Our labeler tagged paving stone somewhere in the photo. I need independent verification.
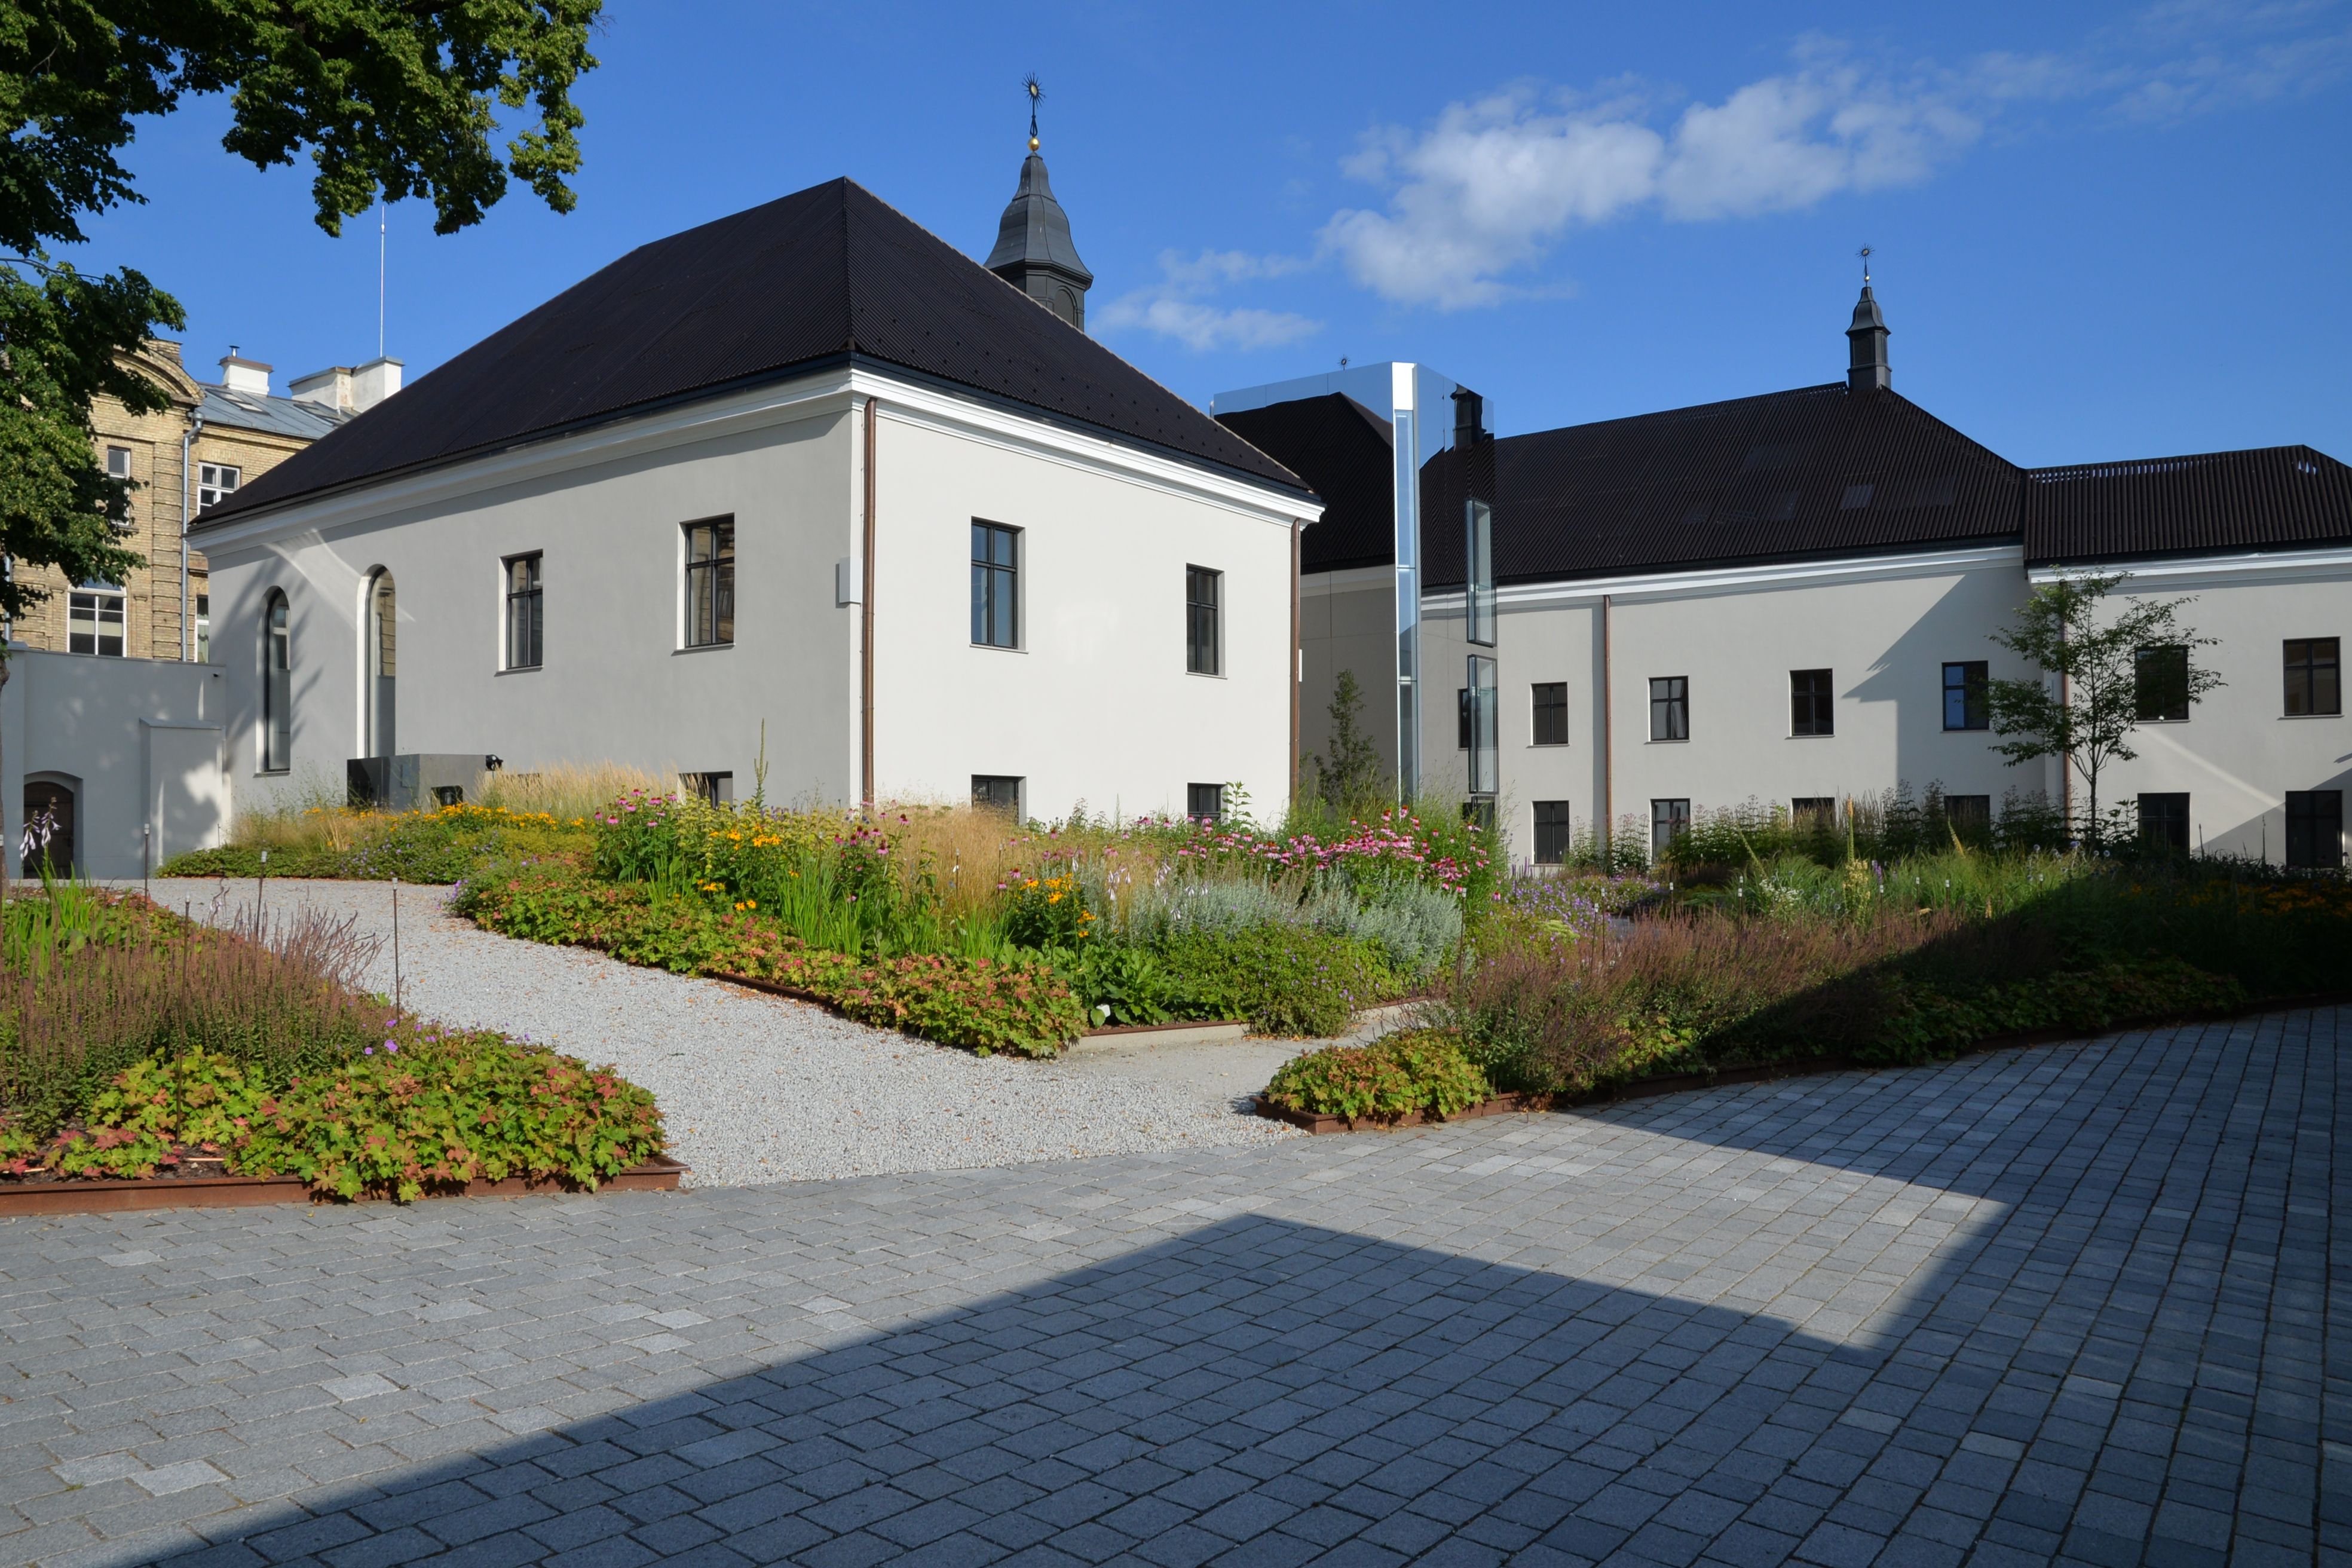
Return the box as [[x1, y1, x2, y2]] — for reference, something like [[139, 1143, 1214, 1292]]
[[1, 1008, 2341, 1565]]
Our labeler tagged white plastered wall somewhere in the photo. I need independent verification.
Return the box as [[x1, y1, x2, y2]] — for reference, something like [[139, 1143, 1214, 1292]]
[[2, 650, 227, 877], [1423, 547, 2046, 863], [194, 367, 1316, 826], [868, 393, 1301, 823], [2042, 554, 2352, 861], [200, 386, 859, 811]]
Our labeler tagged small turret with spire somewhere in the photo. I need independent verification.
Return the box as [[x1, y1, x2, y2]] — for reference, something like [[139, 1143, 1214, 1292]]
[[1846, 246, 1891, 393], [986, 76, 1094, 330]]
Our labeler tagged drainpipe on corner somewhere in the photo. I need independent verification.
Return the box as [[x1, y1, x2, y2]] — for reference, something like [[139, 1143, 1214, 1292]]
[[180, 413, 204, 662]]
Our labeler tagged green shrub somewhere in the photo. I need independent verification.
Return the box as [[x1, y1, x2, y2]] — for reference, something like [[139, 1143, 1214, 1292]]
[[1155, 925, 1397, 1036], [1264, 1028, 1491, 1121]]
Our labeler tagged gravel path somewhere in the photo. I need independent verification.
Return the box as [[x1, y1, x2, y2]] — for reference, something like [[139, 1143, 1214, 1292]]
[[139, 877, 1296, 1187]]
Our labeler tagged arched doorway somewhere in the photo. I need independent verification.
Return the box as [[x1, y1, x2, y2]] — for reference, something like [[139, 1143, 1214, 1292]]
[[364, 569, 396, 759], [22, 778, 76, 878]]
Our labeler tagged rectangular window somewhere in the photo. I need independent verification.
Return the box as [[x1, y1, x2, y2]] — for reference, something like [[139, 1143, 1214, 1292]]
[[1186, 566, 1221, 675], [682, 771, 733, 806], [1462, 797, 1497, 834], [68, 589, 125, 656], [1457, 687, 1472, 751], [1466, 654, 1499, 795], [683, 519, 734, 648], [2286, 790, 2345, 869], [1532, 682, 1568, 746], [2134, 645, 2189, 722], [972, 774, 1023, 819], [1792, 797, 1837, 833], [972, 522, 1019, 648], [1790, 669, 1835, 737], [197, 463, 240, 512], [2284, 638, 2341, 716], [105, 446, 132, 480], [1946, 795, 1993, 837], [2138, 792, 2190, 852], [504, 553, 544, 669], [194, 592, 210, 664], [262, 593, 290, 773], [1465, 497, 1494, 648], [1187, 783, 1224, 822], [1649, 677, 1688, 742], [1943, 661, 1989, 731], [1532, 801, 1572, 866], [1651, 798, 1690, 857]]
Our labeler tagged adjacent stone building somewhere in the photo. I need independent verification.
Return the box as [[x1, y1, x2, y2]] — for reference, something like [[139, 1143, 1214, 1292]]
[[15, 342, 400, 664]]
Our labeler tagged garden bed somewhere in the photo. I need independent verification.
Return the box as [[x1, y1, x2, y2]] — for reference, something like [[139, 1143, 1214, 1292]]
[[0, 1155, 687, 1217], [2, 884, 672, 1204], [1252, 990, 2352, 1134]]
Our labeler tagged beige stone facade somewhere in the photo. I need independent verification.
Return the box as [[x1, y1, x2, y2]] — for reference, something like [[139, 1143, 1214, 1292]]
[[15, 341, 354, 664]]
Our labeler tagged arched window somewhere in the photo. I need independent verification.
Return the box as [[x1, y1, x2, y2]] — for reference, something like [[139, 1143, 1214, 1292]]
[[262, 590, 290, 773], [363, 569, 396, 758]]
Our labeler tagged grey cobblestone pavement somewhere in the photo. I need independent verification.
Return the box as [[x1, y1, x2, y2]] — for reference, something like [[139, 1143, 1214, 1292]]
[[1, 1007, 2342, 1567]]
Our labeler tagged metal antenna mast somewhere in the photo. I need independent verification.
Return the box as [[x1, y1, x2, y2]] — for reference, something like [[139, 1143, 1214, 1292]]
[[378, 198, 387, 358]]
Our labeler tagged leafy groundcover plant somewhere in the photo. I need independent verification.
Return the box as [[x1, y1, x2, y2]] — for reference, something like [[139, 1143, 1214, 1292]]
[[34, 1036, 662, 1200], [1, 886, 666, 1199], [1264, 1030, 1492, 1122], [456, 860, 1087, 1057]]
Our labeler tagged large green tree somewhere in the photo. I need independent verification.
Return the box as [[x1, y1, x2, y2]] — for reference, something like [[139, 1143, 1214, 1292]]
[[1984, 571, 2224, 848], [1, 0, 601, 628], [1, 0, 600, 877]]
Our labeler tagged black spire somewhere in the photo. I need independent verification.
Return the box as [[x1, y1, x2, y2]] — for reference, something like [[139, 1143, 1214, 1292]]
[[1846, 251, 1891, 393], [985, 79, 1093, 330]]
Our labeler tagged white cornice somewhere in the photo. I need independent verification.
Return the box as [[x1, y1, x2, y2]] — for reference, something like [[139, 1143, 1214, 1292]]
[[2028, 545, 2352, 589], [192, 364, 1319, 553], [1421, 541, 2025, 614], [848, 368, 1321, 528]]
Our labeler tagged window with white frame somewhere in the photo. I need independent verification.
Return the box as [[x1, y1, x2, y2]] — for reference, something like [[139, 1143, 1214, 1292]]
[[105, 446, 133, 480], [683, 519, 734, 648], [505, 553, 544, 669], [1186, 566, 1221, 675], [68, 586, 125, 656], [262, 590, 291, 772], [198, 463, 241, 512]]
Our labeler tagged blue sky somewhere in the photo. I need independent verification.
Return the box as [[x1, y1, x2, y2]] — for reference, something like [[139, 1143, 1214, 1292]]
[[67, 1, 2352, 467]]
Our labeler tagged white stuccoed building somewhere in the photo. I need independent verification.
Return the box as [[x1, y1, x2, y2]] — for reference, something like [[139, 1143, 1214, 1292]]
[[189, 172, 1318, 825], [1223, 286, 2352, 868]]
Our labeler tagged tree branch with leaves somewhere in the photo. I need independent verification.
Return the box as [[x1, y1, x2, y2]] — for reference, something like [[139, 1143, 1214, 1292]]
[[1983, 571, 2224, 847], [0, 0, 604, 890]]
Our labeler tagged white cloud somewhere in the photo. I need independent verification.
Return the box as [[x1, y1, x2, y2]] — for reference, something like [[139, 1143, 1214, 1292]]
[[1096, 249, 1321, 351], [1317, 7, 2344, 310], [1322, 66, 1979, 310]]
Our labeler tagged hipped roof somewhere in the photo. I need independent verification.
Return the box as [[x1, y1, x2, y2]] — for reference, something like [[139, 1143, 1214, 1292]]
[[203, 178, 1301, 524]]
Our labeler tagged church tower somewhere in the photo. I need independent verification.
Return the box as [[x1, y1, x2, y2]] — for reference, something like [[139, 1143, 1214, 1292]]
[[985, 80, 1094, 330]]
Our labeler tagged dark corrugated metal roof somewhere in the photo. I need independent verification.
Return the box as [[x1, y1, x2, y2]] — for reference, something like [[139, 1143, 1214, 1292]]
[[2023, 445, 2352, 565], [1426, 384, 2023, 588], [1215, 393, 1394, 572], [203, 178, 1301, 525]]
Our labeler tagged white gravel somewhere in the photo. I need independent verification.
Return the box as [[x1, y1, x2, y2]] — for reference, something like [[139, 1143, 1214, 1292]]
[[138, 877, 1297, 1187]]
